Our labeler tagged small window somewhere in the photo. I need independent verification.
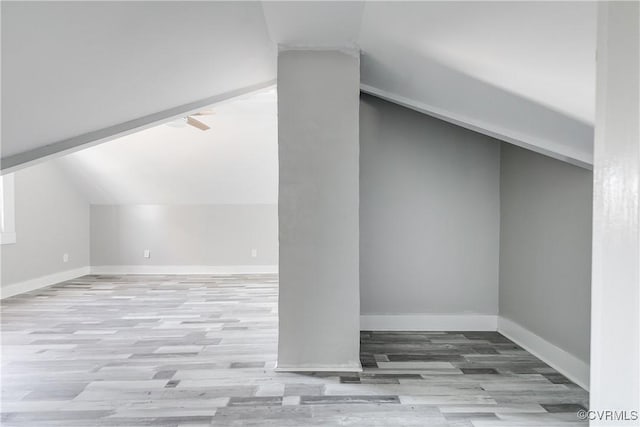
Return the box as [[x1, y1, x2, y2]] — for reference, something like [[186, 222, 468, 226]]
[[1, 173, 16, 244]]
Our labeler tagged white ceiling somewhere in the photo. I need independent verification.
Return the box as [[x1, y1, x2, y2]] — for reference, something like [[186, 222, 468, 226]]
[[2, 1, 596, 169], [358, 1, 596, 166], [1, 1, 276, 159], [55, 89, 278, 205], [362, 1, 596, 123]]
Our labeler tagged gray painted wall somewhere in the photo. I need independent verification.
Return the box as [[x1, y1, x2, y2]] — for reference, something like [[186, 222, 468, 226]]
[[499, 143, 592, 362], [360, 94, 501, 316], [277, 50, 361, 370], [90, 205, 278, 267], [1, 162, 90, 286]]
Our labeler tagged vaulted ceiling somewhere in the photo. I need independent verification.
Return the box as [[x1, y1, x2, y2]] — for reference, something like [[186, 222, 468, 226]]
[[1, 1, 596, 170], [56, 88, 278, 205]]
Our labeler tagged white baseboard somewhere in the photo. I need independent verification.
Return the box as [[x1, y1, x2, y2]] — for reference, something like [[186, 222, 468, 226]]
[[0, 266, 91, 299], [360, 314, 498, 331], [498, 316, 590, 390], [274, 363, 363, 373], [90, 265, 278, 275]]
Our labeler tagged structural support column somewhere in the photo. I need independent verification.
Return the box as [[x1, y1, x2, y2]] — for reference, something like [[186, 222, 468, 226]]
[[277, 49, 361, 371], [591, 2, 640, 424]]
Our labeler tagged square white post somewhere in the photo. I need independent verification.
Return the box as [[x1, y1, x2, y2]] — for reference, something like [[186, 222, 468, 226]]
[[276, 49, 361, 371]]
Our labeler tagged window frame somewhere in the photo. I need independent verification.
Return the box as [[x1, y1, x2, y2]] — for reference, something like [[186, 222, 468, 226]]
[[1, 173, 17, 245]]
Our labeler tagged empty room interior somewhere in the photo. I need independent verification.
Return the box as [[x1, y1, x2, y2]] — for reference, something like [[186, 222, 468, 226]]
[[1, 1, 639, 427]]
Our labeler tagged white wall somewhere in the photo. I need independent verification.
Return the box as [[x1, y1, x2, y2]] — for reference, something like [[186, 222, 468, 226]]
[[1, 162, 90, 291], [590, 1, 640, 420], [499, 143, 592, 364], [277, 50, 361, 371], [360, 94, 500, 323], [90, 204, 277, 270]]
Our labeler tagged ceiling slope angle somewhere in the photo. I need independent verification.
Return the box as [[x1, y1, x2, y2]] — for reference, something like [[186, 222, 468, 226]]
[[55, 89, 278, 205], [1, 1, 276, 172], [3, 1, 597, 171], [358, 1, 597, 168]]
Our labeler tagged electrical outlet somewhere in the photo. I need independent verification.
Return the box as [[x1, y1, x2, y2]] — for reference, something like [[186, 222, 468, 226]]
[[143, 249, 151, 259], [63, 253, 69, 263], [251, 249, 258, 258]]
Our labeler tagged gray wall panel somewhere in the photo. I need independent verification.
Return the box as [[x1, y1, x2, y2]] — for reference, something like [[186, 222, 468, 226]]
[[1, 163, 90, 286], [360, 94, 501, 316], [90, 204, 278, 267], [499, 143, 592, 362]]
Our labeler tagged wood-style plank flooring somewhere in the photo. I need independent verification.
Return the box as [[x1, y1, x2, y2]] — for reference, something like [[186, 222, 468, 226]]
[[1, 274, 588, 426]]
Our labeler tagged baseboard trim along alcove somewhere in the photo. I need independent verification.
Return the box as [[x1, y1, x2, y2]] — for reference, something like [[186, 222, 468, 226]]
[[497, 316, 590, 390], [360, 314, 498, 331]]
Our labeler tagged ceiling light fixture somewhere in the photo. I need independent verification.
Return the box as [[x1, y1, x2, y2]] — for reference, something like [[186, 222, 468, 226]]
[[165, 110, 215, 131]]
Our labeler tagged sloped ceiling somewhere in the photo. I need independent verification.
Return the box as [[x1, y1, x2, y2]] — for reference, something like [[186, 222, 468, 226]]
[[359, 1, 596, 167], [1, 1, 276, 162], [1, 1, 596, 170], [55, 89, 278, 205]]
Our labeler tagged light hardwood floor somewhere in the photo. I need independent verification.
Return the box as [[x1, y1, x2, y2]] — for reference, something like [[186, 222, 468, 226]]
[[1, 274, 588, 426]]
